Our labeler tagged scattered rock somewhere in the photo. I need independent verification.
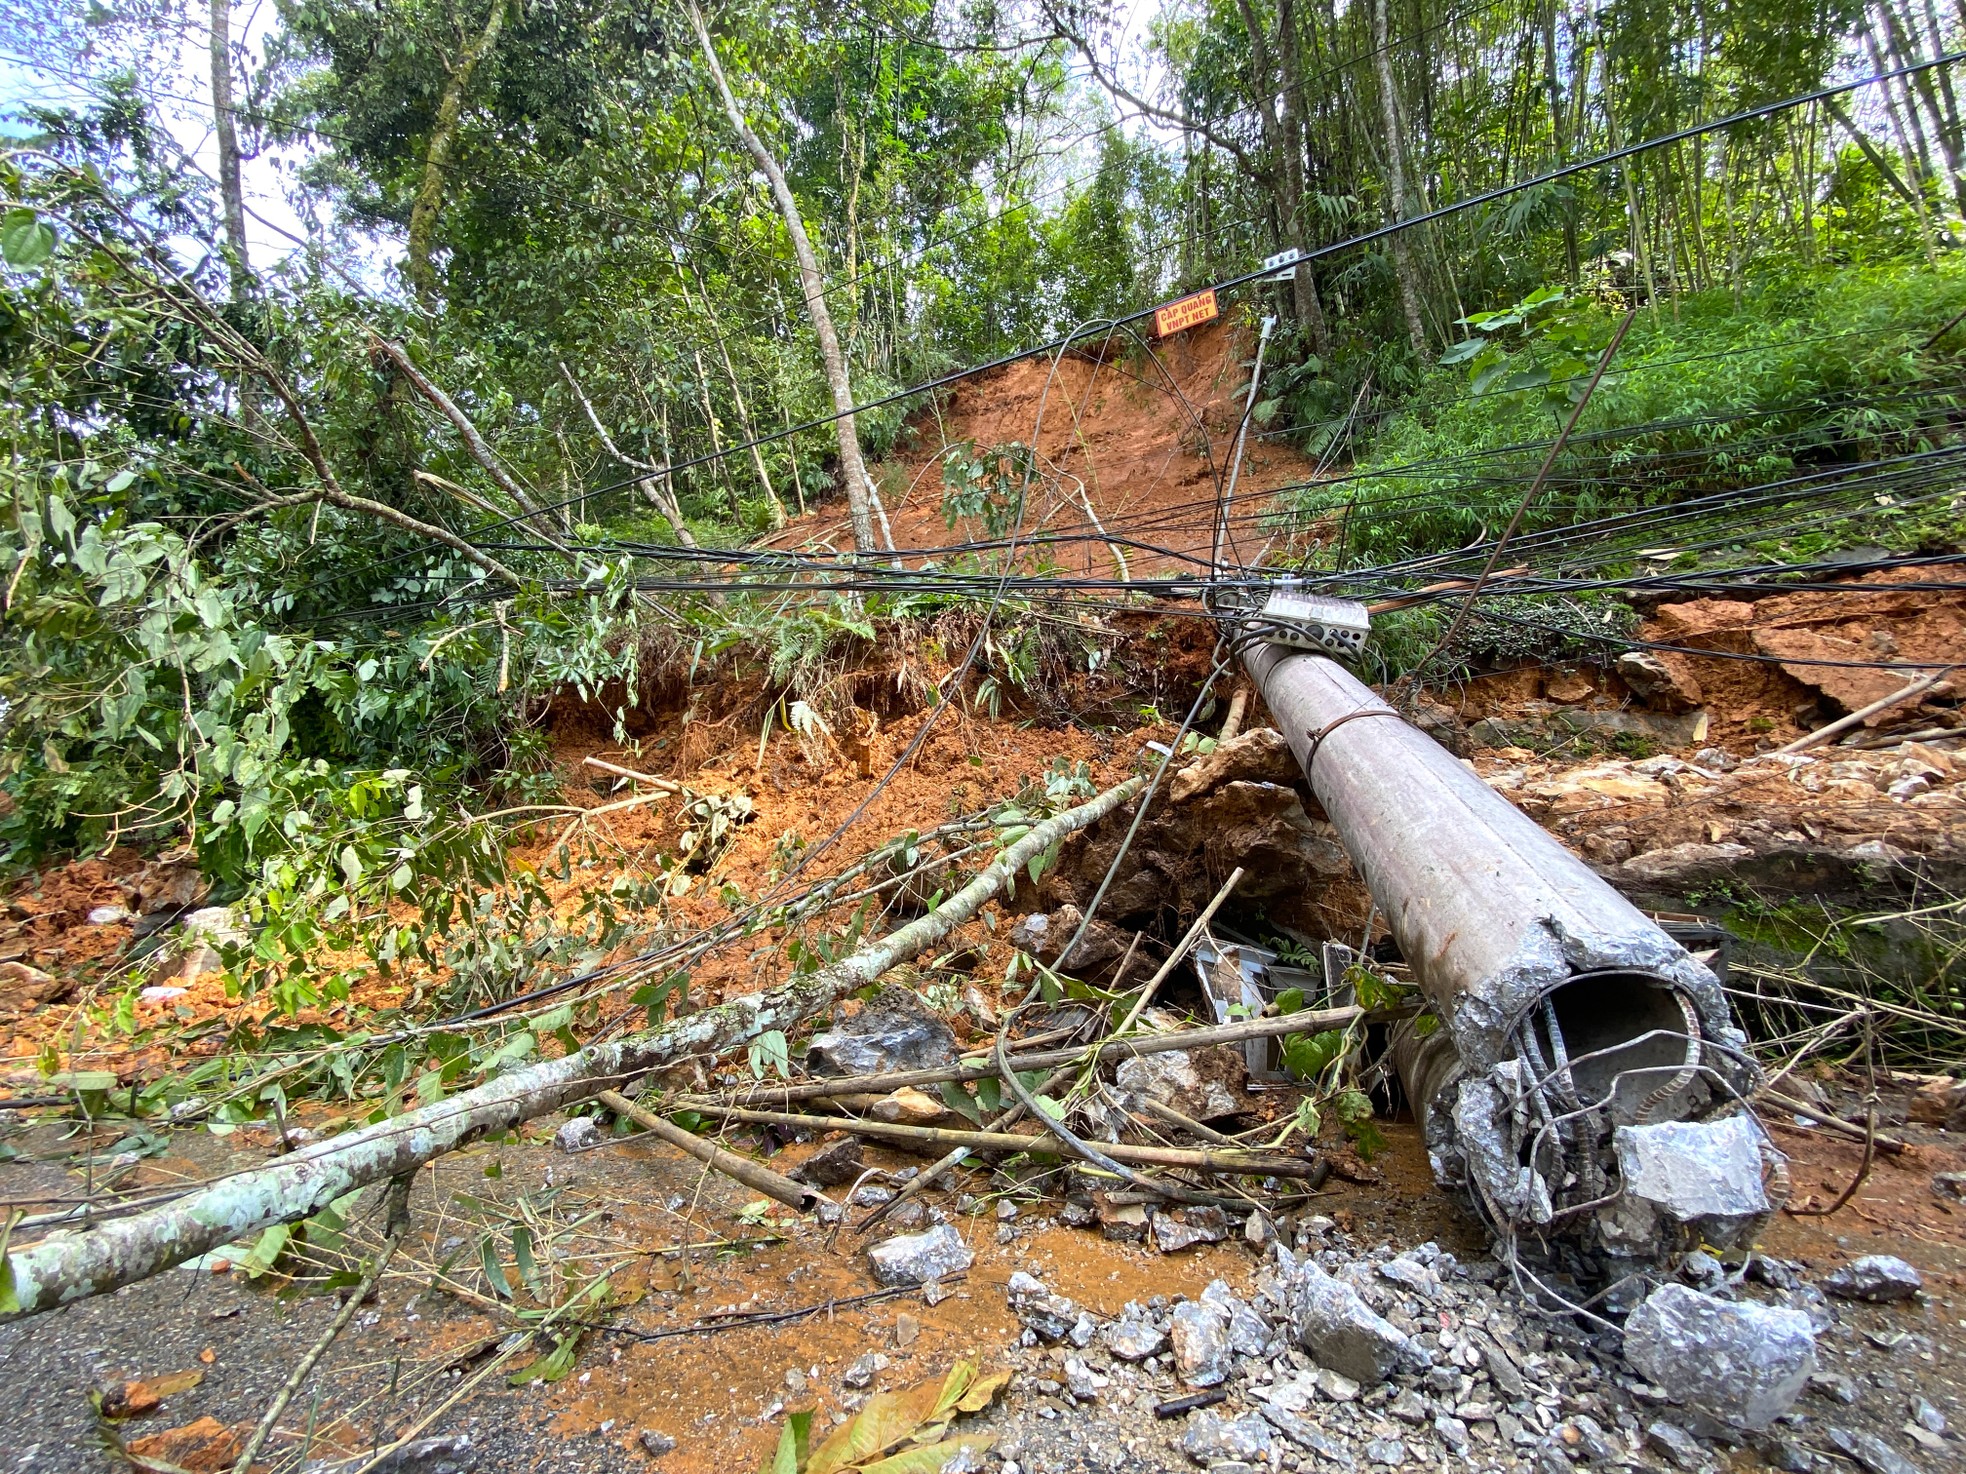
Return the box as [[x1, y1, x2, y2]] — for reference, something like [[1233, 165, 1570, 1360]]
[[1825, 1426, 1922, 1474], [638, 1429, 677, 1458], [1179, 1411, 1273, 1466], [1822, 1255, 1923, 1303], [1094, 1196, 1150, 1242], [1153, 1205, 1230, 1252], [840, 1352, 887, 1389], [1618, 651, 1703, 710], [1104, 1304, 1166, 1361], [1115, 1045, 1250, 1122], [793, 1137, 865, 1186], [1005, 905, 1130, 971], [1200, 1279, 1271, 1358], [0, 960, 67, 1018], [554, 1117, 601, 1153], [1808, 1371, 1860, 1404], [866, 1224, 972, 1287], [1062, 1357, 1108, 1401], [1168, 728, 1302, 804], [1909, 1396, 1946, 1434], [87, 904, 132, 925], [157, 906, 249, 984], [1285, 1261, 1414, 1386], [869, 1087, 952, 1126], [806, 992, 957, 1077], [1169, 1299, 1235, 1387], [1006, 1271, 1082, 1343], [1621, 1283, 1816, 1430], [1362, 1436, 1408, 1466], [1313, 1367, 1360, 1402], [370, 1436, 473, 1472]]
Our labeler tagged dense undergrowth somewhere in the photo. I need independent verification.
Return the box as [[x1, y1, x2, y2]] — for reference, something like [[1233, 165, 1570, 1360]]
[[1292, 261, 1966, 570]]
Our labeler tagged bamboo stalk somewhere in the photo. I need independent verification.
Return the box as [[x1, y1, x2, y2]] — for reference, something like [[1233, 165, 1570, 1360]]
[[686, 1105, 1323, 1178], [713, 1004, 1366, 1108], [0, 776, 1147, 1319], [228, 1174, 415, 1474], [582, 756, 683, 793], [1775, 670, 1953, 754], [597, 1089, 824, 1212]]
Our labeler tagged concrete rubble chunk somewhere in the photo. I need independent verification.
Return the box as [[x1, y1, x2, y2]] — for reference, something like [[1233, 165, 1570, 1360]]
[[1825, 1427, 1922, 1474], [1607, 1116, 1773, 1249], [1169, 1299, 1235, 1387], [1154, 1205, 1231, 1252], [1287, 1261, 1415, 1386], [792, 1136, 864, 1186], [1644, 1420, 1709, 1471], [806, 993, 956, 1076], [1822, 1255, 1923, 1303], [1314, 1367, 1360, 1402], [866, 1224, 972, 1287], [840, 1352, 887, 1389], [1103, 1302, 1166, 1361], [1200, 1278, 1272, 1358], [1621, 1283, 1816, 1431], [1115, 1045, 1250, 1122], [555, 1116, 601, 1153], [1062, 1357, 1108, 1401], [637, 1429, 677, 1458], [1179, 1411, 1274, 1466]]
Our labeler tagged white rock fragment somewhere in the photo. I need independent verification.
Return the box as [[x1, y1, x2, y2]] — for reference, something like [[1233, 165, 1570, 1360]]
[[1621, 1284, 1816, 1431]]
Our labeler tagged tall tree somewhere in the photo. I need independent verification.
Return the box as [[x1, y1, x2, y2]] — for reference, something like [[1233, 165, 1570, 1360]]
[[405, 0, 508, 305], [687, 1, 879, 555], [1370, 0, 1429, 360], [208, 0, 250, 293]]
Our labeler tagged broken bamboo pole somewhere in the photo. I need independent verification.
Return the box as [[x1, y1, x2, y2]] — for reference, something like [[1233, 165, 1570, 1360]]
[[0, 776, 1146, 1320], [596, 1088, 826, 1211], [686, 1105, 1323, 1178], [582, 756, 683, 793], [1775, 669, 1953, 755], [712, 1004, 1366, 1108]]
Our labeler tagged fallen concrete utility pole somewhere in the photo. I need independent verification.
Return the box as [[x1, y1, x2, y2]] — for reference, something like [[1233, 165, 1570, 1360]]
[[0, 776, 1144, 1320], [1242, 644, 1764, 1256]]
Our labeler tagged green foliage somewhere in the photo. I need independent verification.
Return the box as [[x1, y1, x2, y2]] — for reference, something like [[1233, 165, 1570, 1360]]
[[940, 441, 1032, 538], [1299, 262, 1966, 570]]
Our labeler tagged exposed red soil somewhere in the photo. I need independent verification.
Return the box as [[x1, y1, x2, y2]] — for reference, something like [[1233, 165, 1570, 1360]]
[[764, 316, 1326, 578], [1446, 568, 1966, 750]]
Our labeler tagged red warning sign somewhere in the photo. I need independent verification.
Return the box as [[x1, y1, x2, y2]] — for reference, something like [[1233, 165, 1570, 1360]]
[[1153, 288, 1219, 338]]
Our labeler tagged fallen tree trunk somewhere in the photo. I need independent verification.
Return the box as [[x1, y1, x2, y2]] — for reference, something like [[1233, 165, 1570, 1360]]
[[0, 776, 1144, 1319]]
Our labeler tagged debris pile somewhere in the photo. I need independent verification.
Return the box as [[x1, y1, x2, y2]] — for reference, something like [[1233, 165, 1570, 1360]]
[[1479, 743, 1966, 901], [987, 1222, 1925, 1473]]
